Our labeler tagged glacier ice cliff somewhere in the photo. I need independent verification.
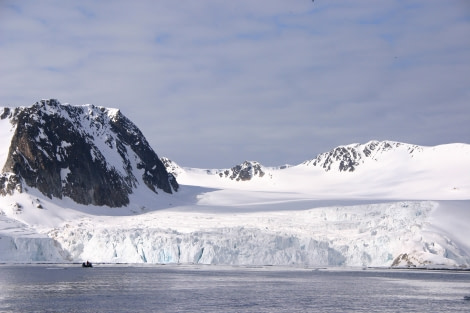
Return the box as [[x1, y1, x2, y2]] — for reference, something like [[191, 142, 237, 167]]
[[37, 201, 469, 267]]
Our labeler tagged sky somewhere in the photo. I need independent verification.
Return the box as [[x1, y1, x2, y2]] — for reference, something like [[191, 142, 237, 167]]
[[1, 0, 469, 168]]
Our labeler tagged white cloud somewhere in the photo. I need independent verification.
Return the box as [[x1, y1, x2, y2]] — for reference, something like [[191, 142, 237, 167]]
[[0, 0, 469, 167]]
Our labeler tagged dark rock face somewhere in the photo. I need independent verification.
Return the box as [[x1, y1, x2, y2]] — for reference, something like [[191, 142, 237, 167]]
[[107, 108, 179, 194], [310, 146, 361, 172], [1, 99, 178, 207], [218, 161, 265, 181]]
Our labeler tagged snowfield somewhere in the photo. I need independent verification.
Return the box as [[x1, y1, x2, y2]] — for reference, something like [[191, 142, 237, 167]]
[[0, 140, 469, 267]]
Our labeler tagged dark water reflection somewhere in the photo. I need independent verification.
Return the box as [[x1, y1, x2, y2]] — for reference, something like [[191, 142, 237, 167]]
[[0, 265, 469, 312]]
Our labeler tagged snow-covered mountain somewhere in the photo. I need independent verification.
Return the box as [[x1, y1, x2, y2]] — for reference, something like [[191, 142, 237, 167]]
[[0, 101, 469, 268], [0, 99, 178, 207], [301, 140, 422, 171], [164, 140, 470, 200]]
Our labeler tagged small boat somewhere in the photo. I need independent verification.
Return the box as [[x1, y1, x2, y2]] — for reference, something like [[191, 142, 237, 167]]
[[464, 296, 470, 301], [82, 261, 93, 268]]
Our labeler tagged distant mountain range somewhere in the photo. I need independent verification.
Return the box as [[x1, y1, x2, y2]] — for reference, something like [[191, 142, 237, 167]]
[[162, 140, 469, 200], [163, 140, 461, 178], [1, 99, 469, 206]]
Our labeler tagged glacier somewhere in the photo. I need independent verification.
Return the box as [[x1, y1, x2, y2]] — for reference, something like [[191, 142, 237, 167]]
[[1, 184, 469, 267], [0, 215, 67, 262], [48, 200, 467, 267]]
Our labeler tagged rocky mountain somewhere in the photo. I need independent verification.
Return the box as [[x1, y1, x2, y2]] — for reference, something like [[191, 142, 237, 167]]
[[302, 140, 423, 172], [215, 161, 266, 181], [0, 99, 178, 207]]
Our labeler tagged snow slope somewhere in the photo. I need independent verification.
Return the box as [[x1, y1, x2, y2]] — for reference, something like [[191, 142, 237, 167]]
[[170, 141, 470, 200], [1, 127, 469, 267]]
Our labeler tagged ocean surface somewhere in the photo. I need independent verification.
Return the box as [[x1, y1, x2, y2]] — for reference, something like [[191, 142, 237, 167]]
[[0, 264, 469, 312]]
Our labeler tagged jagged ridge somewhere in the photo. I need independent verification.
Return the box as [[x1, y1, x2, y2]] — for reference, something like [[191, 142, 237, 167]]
[[303, 140, 422, 172], [162, 141, 425, 180]]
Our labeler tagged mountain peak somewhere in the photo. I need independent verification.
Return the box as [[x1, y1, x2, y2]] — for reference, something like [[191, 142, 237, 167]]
[[302, 140, 422, 172], [0, 99, 178, 207], [215, 160, 266, 181], [39, 98, 60, 106]]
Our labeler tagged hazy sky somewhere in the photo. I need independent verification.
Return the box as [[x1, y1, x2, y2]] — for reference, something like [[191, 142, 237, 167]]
[[1, 1, 469, 168]]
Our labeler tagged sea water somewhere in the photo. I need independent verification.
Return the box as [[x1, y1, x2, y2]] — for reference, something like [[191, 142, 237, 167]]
[[0, 265, 469, 313]]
